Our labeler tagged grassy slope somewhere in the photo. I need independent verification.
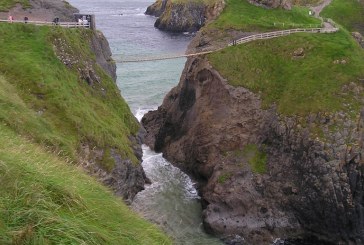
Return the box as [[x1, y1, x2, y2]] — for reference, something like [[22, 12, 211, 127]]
[[0, 122, 171, 244], [208, 0, 321, 31], [0, 0, 30, 11], [208, 0, 364, 116], [0, 23, 171, 243], [0, 23, 139, 164], [321, 0, 364, 33]]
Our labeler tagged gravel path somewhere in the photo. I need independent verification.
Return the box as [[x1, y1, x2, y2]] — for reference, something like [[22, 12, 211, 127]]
[[311, 0, 332, 17]]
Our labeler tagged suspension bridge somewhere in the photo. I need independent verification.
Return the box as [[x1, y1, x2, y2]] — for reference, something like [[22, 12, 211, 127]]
[[114, 26, 338, 63]]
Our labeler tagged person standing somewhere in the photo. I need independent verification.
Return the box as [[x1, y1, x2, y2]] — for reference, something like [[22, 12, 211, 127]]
[[8, 15, 13, 23]]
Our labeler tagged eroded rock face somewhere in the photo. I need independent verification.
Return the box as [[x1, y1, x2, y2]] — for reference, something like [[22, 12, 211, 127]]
[[90, 31, 117, 81], [78, 129, 147, 203], [142, 53, 364, 244], [145, 0, 224, 32], [352, 32, 364, 48]]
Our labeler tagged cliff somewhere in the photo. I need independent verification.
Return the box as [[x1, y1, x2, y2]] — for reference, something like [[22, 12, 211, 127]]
[[0, 0, 147, 202], [0, 1, 172, 244], [52, 27, 147, 201], [145, 0, 224, 32], [142, 0, 364, 244]]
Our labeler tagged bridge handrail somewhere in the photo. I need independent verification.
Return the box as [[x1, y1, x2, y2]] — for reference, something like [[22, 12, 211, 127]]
[[0, 19, 89, 28], [229, 27, 338, 46]]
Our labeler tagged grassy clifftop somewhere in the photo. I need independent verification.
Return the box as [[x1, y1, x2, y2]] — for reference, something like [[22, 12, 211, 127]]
[[0, 0, 30, 11], [0, 23, 171, 243], [208, 0, 364, 117], [0, 24, 138, 164], [0, 123, 170, 244], [321, 0, 364, 33], [208, 0, 321, 31]]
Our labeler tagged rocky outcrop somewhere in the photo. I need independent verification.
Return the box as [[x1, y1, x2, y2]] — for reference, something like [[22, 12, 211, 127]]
[[78, 130, 147, 203], [0, 0, 78, 22], [145, 0, 224, 32], [352, 32, 364, 48], [248, 0, 292, 9], [142, 36, 364, 244], [90, 31, 117, 81]]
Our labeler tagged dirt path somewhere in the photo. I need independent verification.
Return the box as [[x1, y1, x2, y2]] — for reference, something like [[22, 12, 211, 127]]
[[311, 0, 332, 17]]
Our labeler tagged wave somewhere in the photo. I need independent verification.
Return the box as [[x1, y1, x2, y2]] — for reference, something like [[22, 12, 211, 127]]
[[134, 107, 156, 122], [110, 7, 146, 17]]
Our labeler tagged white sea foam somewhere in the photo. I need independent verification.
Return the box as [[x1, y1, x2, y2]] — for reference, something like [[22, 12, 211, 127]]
[[135, 107, 155, 122]]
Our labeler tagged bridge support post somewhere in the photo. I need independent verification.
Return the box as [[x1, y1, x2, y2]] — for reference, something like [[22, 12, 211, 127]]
[[90, 15, 96, 30]]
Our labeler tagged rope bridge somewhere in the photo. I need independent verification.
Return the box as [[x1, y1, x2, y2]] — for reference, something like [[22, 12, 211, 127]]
[[115, 27, 338, 63], [0, 18, 338, 63]]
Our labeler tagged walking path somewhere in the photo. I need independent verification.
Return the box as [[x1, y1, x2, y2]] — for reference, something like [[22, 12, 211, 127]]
[[0, 19, 89, 28], [311, 0, 332, 17]]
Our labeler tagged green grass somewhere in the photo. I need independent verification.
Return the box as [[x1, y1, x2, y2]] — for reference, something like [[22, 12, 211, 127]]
[[209, 30, 364, 116], [242, 144, 267, 174], [0, 124, 171, 244], [217, 172, 232, 183], [208, 0, 321, 31], [0, 0, 30, 11], [0, 23, 139, 168], [321, 0, 364, 33], [292, 0, 322, 5]]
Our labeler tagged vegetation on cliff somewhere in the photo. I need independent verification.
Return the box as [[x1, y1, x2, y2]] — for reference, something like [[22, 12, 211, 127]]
[[0, 24, 138, 165], [0, 0, 30, 11], [321, 0, 364, 33], [208, 0, 364, 116], [205, 0, 321, 31], [209, 30, 364, 115], [0, 123, 170, 244], [0, 23, 171, 243]]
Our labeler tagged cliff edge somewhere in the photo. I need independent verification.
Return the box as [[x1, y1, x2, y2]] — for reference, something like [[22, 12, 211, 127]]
[[0, 0, 147, 201]]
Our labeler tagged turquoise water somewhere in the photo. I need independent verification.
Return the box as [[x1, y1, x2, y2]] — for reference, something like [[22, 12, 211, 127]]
[[67, 0, 223, 244]]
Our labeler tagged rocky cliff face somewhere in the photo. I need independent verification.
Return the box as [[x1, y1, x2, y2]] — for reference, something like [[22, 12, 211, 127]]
[[142, 32, 364, 244], [145, 0, 224, 32]]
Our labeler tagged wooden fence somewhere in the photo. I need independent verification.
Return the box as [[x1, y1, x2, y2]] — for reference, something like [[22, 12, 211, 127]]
[[0, 19, 89, 28], [229, 27, 339, 46]]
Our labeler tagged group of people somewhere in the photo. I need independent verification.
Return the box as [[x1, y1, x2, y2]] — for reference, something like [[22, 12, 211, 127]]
[[78, 18, 88, 25], [6, 15, 88, 26], [7, 15, 29, 23]]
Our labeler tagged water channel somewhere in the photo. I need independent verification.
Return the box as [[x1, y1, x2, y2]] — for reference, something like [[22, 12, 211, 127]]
[[67, 0, 222, 244]]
